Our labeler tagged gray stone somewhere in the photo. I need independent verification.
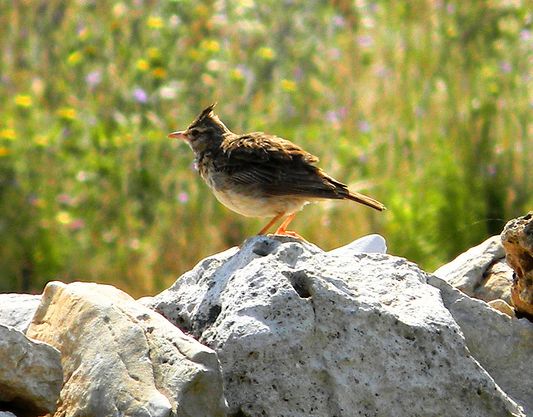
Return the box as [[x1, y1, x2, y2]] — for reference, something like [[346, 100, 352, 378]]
[[434, 236, 513, 304], [145, 235, 524, 417], [428, 275, 533, 416], [0, 293, 41, 332], [0, 324, 62, 415], [27, 281, 227, 417]]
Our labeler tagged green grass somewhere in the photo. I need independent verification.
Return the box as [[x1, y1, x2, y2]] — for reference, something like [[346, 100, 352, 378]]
[[0, 1, 531, 297]]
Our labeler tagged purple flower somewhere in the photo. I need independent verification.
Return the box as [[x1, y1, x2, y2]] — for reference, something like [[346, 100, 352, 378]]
[[57, 193, 73, 205], [293, 67, 304, 81], [328, 48, 341, 60], [375, 65, 390, 78], [68, 219, 85, 231], [86, 70, 102, 87], [357, 35, 374, 48], [325, 108, 347, 125], [332, 15, 345, 28], [27, 194, 40, 207], [358, 120, 371, 133], [338, 107, 347, 118], [177, 192, 189, 204], [499, 61, 512, 74], [133, 87, 148, 104], [520, 30, 531, 42], [326, 110, 339, 124]]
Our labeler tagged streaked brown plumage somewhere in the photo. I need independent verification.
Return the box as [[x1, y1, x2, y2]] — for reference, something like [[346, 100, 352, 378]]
[[169, 104, 385, 237]]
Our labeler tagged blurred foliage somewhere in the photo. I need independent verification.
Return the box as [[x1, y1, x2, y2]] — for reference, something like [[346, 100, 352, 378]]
[[0, 0, 531, 296]]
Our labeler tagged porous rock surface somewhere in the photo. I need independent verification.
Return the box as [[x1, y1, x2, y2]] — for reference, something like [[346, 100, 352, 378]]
[[27, 281, 227, 417], [429, 276, 533, 415], [144, 235, 524, 417], [0, 323, 62, 415]]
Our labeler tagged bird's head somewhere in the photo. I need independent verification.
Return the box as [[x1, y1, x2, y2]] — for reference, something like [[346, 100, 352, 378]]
[[168, 104, 229, 154]]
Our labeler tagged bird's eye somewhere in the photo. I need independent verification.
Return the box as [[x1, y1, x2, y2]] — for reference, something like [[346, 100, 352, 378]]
[[189, 128, 200, 138]]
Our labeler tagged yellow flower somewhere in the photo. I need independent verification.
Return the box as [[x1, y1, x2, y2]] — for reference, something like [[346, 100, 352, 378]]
[[0, 147, 11, 157], [200, 39, 220, 53], [57, 107, 77, 121], [280, 79, 297, 92], [446, 24, 457, 38], [151, 67, 167, 79], [187, 49, 202, 61], [136, 59, 150, 71], [481, 65, 495, 79], [56, 211, 72, 225], [15, 95, 33, 108], [34, 135, 49, 146], [488, 82, 499, 94], [0, 129, 16, 140], [148, 47, 161, 60], [194, 4, 209, 17], [258, 47, 275, 60], [230, 68, 244, 81], [67, 51, 83, 65], [147, 16, 164, 29]]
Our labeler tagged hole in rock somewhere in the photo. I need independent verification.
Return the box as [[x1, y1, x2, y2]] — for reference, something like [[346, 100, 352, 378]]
[[206, 304, 222, 325], [287, 271, 312, 298], [229, 409, 249, 417]]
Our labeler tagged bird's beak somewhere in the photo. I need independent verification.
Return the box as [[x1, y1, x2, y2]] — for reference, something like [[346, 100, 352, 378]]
[[168, 131, 187, 140]]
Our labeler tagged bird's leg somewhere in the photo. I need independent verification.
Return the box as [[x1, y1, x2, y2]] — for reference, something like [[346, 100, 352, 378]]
[[257, 212, 285, 235], [273, 213, 304, 239]]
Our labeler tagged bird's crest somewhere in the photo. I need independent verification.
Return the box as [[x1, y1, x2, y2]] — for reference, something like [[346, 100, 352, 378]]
[[188, 103, 229, 135], [196, 103, 217, 122]]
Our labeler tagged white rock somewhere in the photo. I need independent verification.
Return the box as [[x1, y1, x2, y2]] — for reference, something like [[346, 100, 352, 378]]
[[0, 412, 17, 417], [328, 233, 387, 256], [428, 275, 533, 415], [0, 293, 41, 332], [0, 324, 62, 415], [433, 236, 507, 296], [27, 281, 227, 417], [145, 235, 524, 417]]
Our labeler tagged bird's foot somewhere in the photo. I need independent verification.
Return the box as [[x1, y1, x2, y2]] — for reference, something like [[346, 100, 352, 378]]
[[271, 230, 305, 240]]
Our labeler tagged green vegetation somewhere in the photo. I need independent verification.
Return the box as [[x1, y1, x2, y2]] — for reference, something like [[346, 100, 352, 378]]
[[1, 1, 530, 296]]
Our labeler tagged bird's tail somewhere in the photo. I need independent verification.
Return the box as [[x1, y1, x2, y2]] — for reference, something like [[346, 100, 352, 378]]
[[345, 191, 386, 211]]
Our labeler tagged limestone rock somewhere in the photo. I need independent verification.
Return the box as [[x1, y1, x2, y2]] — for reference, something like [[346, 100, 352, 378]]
[[434, 236, 514, 304], [0, 293, 41, 332], [428, 275, 533, 415], [0, 324, 62, 415], [478, 260, 514, 303], [328, 233, 387, 256], [145, 235, 524, 417], [501, 212, 533, 318], [27, 281, 227, 417], [487, 299, 515, 317]]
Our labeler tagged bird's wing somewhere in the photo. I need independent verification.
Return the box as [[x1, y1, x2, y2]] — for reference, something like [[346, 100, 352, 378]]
[[217, 134, 350, 199], [221, 133, 319, 164]]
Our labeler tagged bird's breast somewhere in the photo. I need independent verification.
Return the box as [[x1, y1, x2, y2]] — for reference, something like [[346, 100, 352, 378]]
[[209, 187, 309, 217]]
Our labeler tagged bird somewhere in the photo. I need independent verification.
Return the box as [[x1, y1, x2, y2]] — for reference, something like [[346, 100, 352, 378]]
[[168, 104, 385, 237]]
